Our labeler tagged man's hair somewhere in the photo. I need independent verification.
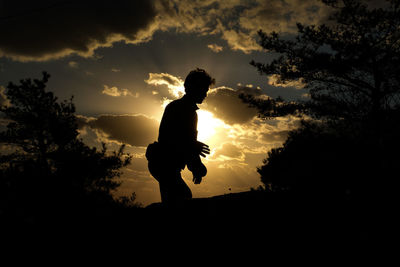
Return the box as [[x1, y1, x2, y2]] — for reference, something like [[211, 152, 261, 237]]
[[184, 68, 215, 93]]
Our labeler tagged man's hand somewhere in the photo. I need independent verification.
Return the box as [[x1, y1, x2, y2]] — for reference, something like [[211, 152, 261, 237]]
[[195, 141, 210, 158], [193, 176, 202, 184], [192, 162, 207, 184]]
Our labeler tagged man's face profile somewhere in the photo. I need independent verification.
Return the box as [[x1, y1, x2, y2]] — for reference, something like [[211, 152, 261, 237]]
[[189, 85, 209, 104]]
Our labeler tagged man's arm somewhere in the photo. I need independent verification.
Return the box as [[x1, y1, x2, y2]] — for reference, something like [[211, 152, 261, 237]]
[[187, 155, 207, 184], [187, 141, 209, 184]]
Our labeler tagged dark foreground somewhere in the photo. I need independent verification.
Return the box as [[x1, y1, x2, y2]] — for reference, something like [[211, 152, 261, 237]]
[[2, 190, 392, 252], [145, 191, 383, 243]]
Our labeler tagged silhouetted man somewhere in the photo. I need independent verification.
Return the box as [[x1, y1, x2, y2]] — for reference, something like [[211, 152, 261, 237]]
[[146, 68, 215, 205]]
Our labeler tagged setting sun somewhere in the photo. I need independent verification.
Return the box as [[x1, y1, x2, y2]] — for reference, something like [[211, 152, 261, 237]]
[[197, 110, 225, 142]]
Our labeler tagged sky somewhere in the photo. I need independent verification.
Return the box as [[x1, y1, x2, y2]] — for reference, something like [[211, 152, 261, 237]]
[[0, 0, 338, 205]]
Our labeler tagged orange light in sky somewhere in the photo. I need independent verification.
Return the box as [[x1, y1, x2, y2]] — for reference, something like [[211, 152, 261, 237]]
[[197, 110, 226, 143]]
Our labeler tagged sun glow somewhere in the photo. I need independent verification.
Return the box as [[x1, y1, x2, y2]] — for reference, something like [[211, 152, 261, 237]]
[[197, 110, 225, 142]]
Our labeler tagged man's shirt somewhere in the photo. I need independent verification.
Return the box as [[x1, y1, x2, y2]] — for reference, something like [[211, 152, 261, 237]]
[[158, 95, 200, 169]]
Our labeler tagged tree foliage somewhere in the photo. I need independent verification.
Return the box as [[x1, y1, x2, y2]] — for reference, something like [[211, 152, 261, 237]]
[[245, 0, 400, 197], [258, 121, 370, 195], [247, 0, 400, 124], [0, 72, 134, 219]]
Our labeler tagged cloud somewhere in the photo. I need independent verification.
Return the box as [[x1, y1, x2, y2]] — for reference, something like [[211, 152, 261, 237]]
[[213, 115, 300, 158], [76, 114, 96, 129], [202, 86, 262, 125], [68, 61, 79, 68], [156, 0, 334, 54], [154, 0, 262, 53], [213, 142, 244, 160], [259, 130, 290, 144], [239, 0, 330, 35], [267, 74, 306, 89], [253, 116, 300, 145], [207, 43, 223, 53], [144, 72, 185, 99], [0, 0, 157, 61], [80, 114, 159, 147], [217, 24, 261, 54], [102, 85, 132, 97]]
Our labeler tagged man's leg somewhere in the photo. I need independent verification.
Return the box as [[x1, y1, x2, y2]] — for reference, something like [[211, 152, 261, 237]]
[[159, 170, 192, 205]]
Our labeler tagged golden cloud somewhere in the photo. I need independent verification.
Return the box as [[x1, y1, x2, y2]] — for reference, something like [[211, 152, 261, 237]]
[[157, 0, 334, 53], [212, 142, 244, 161], [102, 85, 132, 97], [144, 72, 185, 99], [267, 74, 306, 89], [207, 43, 223, 53]]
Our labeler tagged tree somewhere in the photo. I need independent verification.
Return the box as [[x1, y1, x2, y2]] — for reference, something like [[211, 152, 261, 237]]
[[248, 0, 400, 125], [244, 0, 400, 198], [0, 72, 134, 220], [257, 121, 370, 197]]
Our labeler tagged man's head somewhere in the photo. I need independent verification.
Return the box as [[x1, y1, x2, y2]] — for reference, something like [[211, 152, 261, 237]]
[[184, 68, 215, 104]]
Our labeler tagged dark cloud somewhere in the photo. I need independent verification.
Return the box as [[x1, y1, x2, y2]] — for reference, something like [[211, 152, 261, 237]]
[[202, 86, 262, 125], [79, 114, 158, 147], [0, 0, 157, 61]]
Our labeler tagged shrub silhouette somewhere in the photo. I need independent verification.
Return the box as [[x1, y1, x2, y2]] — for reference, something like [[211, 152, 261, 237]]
[[258, 121, 371, 197], [0, 72, 135, 220]]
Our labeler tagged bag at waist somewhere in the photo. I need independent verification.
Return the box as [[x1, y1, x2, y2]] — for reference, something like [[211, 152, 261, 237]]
[[145, 141, 187, 169]]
